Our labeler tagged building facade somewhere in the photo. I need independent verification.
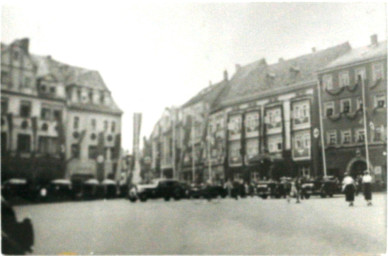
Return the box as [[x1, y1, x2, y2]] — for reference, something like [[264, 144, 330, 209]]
[[1, 38, 122, 183], [318, 35, 387, 182]]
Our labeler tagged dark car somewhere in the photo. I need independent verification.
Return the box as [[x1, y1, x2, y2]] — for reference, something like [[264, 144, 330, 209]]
[[320, 176, 340, 198], [300, 180, 314, 199], [128, 179, 185, 202], [256, 181, 270, 199], [82, 179, 101, 199], [2, 198, 34, 254], [268, 181, 281, 198], [44, 179, 74, 201], [2, 179, 30, 201], [179, 182, 191, 199], [189, 183, 227, 199], [102, 179, 117, 199]]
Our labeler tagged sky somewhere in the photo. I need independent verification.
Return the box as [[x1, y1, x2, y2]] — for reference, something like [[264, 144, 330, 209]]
[[1, 1, 387, 152]]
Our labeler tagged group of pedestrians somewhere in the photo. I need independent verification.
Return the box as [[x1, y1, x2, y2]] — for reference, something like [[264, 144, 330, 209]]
[[342, 170, 373, 206]]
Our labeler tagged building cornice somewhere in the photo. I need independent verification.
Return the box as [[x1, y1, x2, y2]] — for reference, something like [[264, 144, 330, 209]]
[[1, 89, 66, 103], [317, 55, 387, 74]]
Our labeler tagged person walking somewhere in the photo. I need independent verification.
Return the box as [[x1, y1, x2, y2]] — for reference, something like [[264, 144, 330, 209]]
[[362, 171, 373, 206], [342, 172, 356, 206], [287, 177, 301, 204]]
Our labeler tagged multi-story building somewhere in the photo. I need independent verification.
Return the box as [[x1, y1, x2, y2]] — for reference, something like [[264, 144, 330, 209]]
[[209, 42, 351, 182], [1, 38, 122, 183], [317, 35, 387, 182]]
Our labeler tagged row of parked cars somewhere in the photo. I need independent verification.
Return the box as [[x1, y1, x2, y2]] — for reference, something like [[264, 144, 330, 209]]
[[1, 178, 127, 203], [127, 176, 342, 203]]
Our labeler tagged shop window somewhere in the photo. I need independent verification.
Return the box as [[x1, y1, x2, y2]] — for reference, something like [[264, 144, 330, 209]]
[[1, 97, 8, 115], [19, 101, 31, 118], [355, 129, 365, 143], [339, 71, 350, 87], [73, 116, 79, 130], [17, 134, 31, 153], [322, 74, 333, 90], [341, 130, 352, 144], [372, 62, 384, 81], [38, 136, 58, 154], [71, 144, 80, 158], [88, 146, 98, 159], [340, 99, 351, 113], [375, 95, 386, 108], [327, 131, 337, 145], [324, 102, 334, 117]]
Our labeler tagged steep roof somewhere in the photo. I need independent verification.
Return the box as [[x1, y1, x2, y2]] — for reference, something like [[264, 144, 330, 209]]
[[216, 42, 351, 108], [31, 54, 109, 91], [320, 40, 387, 71], [181, 78, 229, 109]]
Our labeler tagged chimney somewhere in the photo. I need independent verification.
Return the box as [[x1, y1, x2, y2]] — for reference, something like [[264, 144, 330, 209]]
[[278, 57, 284, 63], [312, 47, 316, 53], [223, 70, 228, 81], [235, 64, 241, 72], [370, 34, 378, 46], [19, 38, 29, 53]]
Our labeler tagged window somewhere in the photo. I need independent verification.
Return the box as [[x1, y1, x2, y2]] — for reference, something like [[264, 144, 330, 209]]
[[303, 134, 311, 148], [73, 116, 79, 129], [1, 71, 10, 84], [324, 102, 334, 117], [339, 71, 350, 87], [40, 106, 51, 121], [38, 136, 59, 154], [89, 91, 93, 102], [375, 95, 386, 108], [91, 119, 96, 130], [19, 101, 31, 118], [1, 97, 8, 115], [341, 130, 352, 144], [374, 126, 385, 142], [71, 144, 80, 158], [355, 129, 365, 143], [13, 51, 19, 60], [40, 84, 47, 92], [340, 99, 351, 113], [355, 67, 366, 82], [372, 62, 384, 81], [293, 101, 310, 125], [88, 146, 98, 159], [49, 87, 56, 94], [100, 92, 105, 104], [53, 110, 62, 121], [77, 89, 82, 101], [327, 131, 337, 145], [17, 134, 31, 153], [268, 136, 282, 153], [322, 74, 333, 90], [111, 121, 116, 132], [24, 77, 31, 88], [357, 98, 363, 111], [104, 120, 108, 131]]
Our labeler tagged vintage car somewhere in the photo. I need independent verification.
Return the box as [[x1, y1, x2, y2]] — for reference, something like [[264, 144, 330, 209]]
[[128, 179, 185, 202], [256, 181, 270, 199], [2, 179, 30, 200], [300, 179, 314, 199], [101, 179, 117, 199], [189, 183, 228, 199], [82, 179, 101, 199], [45, 179, 74, 201]]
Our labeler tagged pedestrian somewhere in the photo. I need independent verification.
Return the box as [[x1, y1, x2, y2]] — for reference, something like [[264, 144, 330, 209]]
[[342, 172, 356, 206], [362, 170, 373, 206], [287, 177, 301, 204]]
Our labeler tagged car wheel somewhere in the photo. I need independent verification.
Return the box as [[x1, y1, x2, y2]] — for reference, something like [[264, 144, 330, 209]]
[[129, 197, 137, 202], [261, 195, 268, 199], [305, 194, 310, 199], [139, 194, 147, 202], [164, 196, 170, 201], [320, 193, 327, 198]]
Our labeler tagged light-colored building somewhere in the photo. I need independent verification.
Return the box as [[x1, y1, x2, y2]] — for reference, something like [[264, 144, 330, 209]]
[[1, 38, 122, 183]]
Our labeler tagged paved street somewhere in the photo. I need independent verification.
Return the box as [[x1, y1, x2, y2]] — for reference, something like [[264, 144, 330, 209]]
[[14, 193, 386, 255]]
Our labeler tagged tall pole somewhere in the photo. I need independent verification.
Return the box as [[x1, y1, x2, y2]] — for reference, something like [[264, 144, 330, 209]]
[[208, 125, 212, 182], [317, 80, 327, 177], [192, 114, 196, 183], [172, 108, 176, 179], [360, 76, 370, 172]]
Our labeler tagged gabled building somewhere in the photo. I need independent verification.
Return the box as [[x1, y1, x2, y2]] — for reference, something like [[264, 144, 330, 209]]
[[1, 38, 123, 184], [317, 35, 387, 182], [209, 42, 351, 182]]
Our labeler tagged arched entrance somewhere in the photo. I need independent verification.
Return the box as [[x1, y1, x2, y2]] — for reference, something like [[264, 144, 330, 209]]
[[350, 160, 367, 178]]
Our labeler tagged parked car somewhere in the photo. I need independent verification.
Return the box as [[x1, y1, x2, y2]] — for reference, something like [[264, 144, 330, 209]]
[[268, 181, 281, 198], [2, 197, 34, 254], [102, 179, 117, 199], [45, 179, 74, 201], [301, 180, 314, 199], [320, 176, 340, 198], [128, 179, 185, 202], [2, 179, 30, 200], [82, 179, 101, 199], [179, 182, 191, 199], [256, 181, 270, 199]]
